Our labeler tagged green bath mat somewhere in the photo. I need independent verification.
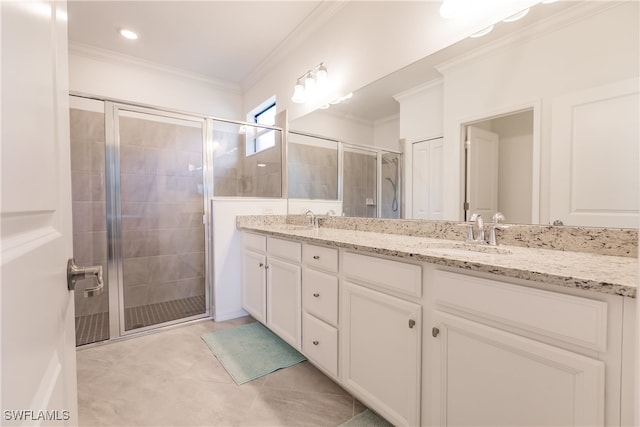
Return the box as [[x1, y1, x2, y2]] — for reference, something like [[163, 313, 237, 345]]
[[201, 322, 306, 385], [339, 410, 393, 427]]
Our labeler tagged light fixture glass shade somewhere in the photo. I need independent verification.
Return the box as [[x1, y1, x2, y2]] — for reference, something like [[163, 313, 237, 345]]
[[503, 8, 529, 22], [316, 64, 328, 86], [291, 82, 306, 103], [470, 25, 494, 38]]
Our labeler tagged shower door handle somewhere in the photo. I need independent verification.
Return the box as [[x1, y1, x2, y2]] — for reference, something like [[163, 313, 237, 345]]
[[67, 258, 105, 297]]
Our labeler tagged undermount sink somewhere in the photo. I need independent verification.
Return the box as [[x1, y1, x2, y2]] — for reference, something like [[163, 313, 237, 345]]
[[424, 242, 512, 256]]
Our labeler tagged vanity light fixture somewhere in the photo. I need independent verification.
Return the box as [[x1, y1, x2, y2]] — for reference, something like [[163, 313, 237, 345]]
[[502, 8, 529, 22], [119, 28, 138, 40], [291, 63, 328, 104], [470, 25, 494, 38]]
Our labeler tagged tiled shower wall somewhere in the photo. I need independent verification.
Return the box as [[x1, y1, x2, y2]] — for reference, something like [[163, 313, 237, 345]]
[[288, 143, 338, 199], [343, 151, 377, 217], [70, 109, 109, 317], [118, 115, 205, 314], [213, 128, 282, 197]]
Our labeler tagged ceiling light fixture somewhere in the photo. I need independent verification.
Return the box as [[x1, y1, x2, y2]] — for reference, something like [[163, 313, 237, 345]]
[[502, 8, 529, 22], [291, 63, 329, 104], [119, 28, 138, 40]]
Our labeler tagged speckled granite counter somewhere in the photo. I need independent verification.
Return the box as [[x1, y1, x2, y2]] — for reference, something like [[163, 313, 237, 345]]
[[237, 216, 638, 298]]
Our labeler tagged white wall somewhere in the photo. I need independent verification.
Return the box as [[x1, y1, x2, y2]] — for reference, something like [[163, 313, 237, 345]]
[[69, 45, 242, 119], [290, 109, 374, 146], [439, 2, 639, 222], [491, 111, 533, 224], [373, 115, 400, 151], [211, 198, 287, 321], [244, 0, 541, 122]]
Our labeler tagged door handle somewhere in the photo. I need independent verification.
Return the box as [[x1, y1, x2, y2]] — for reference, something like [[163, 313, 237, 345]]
[[67, 258, 104, 297]]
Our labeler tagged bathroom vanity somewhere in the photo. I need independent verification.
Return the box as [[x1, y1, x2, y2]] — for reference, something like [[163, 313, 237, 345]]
[[237, 216, 637, 427]]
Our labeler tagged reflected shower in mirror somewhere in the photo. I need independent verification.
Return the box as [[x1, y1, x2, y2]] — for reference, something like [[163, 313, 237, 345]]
[[381, 152, 402, 219], [287, 132, 338, 200]]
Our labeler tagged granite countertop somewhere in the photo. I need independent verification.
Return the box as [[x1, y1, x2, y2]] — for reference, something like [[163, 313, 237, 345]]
[[237, 222, 638, 298]]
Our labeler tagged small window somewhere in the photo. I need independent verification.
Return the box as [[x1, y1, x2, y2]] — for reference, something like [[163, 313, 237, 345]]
[[247, 101, 276, 155]]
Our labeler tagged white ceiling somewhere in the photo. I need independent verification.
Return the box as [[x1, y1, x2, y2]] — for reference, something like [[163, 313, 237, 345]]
[[67, 1, 323, 85]]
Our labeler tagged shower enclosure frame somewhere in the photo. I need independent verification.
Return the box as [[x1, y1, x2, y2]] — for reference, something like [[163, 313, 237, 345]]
[[287, 129, 402, 218], [72, 92, 285, 344], [105, 101, 214, 337]]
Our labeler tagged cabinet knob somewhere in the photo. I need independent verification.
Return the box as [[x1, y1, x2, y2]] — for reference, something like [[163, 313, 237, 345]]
[[258, 262, 264, 267], [313, 293, 320, 298], [408, 319, 416, 329], [312, 340, 319, 346], [432, 327, 440, 337], [313, 255, 320, 260]]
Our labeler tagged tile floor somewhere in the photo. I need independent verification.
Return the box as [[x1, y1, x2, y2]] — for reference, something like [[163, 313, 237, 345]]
[[76, 316, 368, 426]]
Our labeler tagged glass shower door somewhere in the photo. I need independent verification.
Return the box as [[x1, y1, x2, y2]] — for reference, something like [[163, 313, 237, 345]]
[[116, 108, 208, 332], [70, 97, 110, 346]]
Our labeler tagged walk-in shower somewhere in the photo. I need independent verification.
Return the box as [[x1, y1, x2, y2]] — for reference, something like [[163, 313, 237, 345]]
[[70, 96, 210, 345]]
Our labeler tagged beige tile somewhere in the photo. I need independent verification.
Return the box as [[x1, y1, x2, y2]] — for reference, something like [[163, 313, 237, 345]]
[[145, 228, 177, 256], [72, 171, 91, 201], [145, 203, 179, 229], [262, 361, 349, 396], [121, 202, 146, 230], [72, 202, 92, 233], [122, 229, 147, 258], [148, 255, 178, 283], [120, 145, 146, 174], [123, 257, 149, 286], [177, 252, 204, 280], [176, 227, 205, 253]]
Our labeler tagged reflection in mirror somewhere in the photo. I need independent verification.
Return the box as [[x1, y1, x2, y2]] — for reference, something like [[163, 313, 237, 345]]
[[287, 132, 338, 200], [464, 109, 534, 224], [212, 121, 282, 197], [288, 1, 638, 227], [381, 152, 402, 219], [343, 146, 377, 218]]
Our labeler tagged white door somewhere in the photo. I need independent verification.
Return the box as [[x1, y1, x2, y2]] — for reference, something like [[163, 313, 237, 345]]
[[549, 78, 639, 227], [412, 138, 444, 220], [466, 126, 499, 220], [1, 1, 78, 425], [266, 258, 301, 350], [341, 281, 422, 427], [429, 311, 604, 426]]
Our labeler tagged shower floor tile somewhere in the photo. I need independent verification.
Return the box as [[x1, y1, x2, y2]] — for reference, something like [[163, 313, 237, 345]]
[[75, 295, 207, 346]]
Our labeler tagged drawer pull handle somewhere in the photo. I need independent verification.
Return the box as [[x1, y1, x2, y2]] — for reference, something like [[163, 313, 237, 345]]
[[432, 327, 440, 337], [408, 319, 416, 329], [313, 255, 320, 260], [312, 340, 319, 346], [313, 293, 320, 297]]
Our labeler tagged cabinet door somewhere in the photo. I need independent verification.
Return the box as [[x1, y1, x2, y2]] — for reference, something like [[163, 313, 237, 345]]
[[429, 311, 604, 427], [267, 258, 302, 350], [241, 249, 266, 323], [341, 281, 421, 427]]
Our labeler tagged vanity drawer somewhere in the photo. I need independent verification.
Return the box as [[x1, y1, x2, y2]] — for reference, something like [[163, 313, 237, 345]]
[[243, 232, 266, 252], [343, 252, 422, 298], [433, 270, 608, 352], [303, 268, 338, 326], [267, 237, 301, 263], [303, 244, 338, 273], [303, 312, 338, 377]]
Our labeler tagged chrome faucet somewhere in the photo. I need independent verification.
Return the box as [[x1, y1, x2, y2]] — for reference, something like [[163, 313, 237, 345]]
[[487, 212, 507, 246], [304, 209, 318, 229], [466, 212, 485, 243]]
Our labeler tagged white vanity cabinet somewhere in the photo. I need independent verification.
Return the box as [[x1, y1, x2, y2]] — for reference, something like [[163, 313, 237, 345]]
[[241, 233, 302, 350], [426, 270, 611, 427], [341, 252, 423, 427], [301, 243, 339, 377]]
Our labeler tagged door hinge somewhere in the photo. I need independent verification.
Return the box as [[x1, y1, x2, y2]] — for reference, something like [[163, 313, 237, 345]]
[[463, 202, 469, 210]]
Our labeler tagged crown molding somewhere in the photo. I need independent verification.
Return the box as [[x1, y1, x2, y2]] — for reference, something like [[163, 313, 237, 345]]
[[241, 0, 349, 91], [316, 106, 374, 127], [393, 77, 444, 102], [435, 1, 619, 74], [69, 42, 241, 93], [375, 113, 400, 126]]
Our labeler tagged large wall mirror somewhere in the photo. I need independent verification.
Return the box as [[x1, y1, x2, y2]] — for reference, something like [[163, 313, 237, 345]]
[[288, 1, 639, 228]]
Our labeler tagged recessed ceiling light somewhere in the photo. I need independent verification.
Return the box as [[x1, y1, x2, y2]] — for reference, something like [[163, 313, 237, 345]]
[[119, 28, 138, 40], [503, 8, 530, 22], [470, 25, 494, 38]]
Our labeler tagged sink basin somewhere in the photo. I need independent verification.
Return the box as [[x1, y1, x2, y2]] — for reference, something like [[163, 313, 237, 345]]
[[425, 242, 512, 256]]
